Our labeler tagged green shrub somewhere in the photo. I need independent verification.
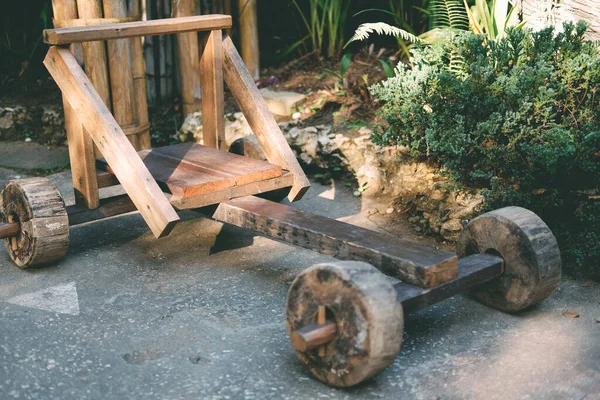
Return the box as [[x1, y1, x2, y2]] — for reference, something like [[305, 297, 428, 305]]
[[371, 22, 600, 275]]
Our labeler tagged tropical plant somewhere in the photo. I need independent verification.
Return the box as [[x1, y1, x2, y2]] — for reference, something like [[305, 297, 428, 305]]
[[323, 52, 352, 87], [348, 0, 522, 48], [464, 0, 525, 39], [291, 0, 352, 58]]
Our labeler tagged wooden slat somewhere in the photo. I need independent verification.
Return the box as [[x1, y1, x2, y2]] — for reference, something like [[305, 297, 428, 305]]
[[222, 36, 310, 202], [211, 196, 458, 288], [200, 30, 225, 148], [44, 47, 179, 238], [170, 172, 294, 210], [44, 15, 233, 44], [395, 253, 504, 313], [67, 195, 136, 226], [96, 143, 284, 198], [104, 0, 138, 149]]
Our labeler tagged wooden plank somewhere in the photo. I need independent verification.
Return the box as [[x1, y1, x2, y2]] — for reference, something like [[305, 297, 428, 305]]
[[174, 0, 202, 118], [170, 171, 294, 210], [44, 47, 179, 238], [52, 0, 100, 210], [222, 36, 310, 202], [395, 253, 504, 313], [238, 0, 259, 80], [97, 143, 284, 198], [44, 15, 233, 44], [211, 196, 458, 287], [199, 30, 225, 148], [104, 0, 138, 150]]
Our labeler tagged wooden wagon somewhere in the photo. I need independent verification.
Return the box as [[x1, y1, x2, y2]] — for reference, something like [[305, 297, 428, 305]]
[[0, 10, 561, 388]]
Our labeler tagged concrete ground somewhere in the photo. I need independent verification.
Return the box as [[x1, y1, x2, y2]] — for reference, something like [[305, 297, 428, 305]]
[[0, 144, 599, 399]]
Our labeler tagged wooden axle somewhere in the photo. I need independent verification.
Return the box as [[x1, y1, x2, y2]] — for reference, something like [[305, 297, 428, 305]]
[[291, 253, 504, 351], [0, 221, 20, 239]]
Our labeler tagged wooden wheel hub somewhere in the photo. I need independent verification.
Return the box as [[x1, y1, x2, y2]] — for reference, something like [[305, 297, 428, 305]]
[[286, 261, 404, 387], [0, 178, 69, 268]]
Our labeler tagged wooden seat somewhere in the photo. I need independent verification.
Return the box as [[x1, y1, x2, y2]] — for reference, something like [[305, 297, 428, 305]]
[[97, 142, 289, 200]]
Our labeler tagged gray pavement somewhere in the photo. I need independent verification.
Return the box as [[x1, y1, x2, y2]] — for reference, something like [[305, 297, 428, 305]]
[[0, 170, 599, 400]]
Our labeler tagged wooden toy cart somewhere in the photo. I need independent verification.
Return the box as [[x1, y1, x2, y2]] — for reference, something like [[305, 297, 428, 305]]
[[0, 14, 562, 388]]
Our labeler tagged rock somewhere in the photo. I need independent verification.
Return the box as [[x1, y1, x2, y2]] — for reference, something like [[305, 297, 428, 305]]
[[260, 88, 306, 116], [353, 190, 361, 197], [408, 216, 420, 224], [386, 207, 394, 214], [440, 219, 464, 241], [292, 112, 302, 120], [178, 111, 203, 143]]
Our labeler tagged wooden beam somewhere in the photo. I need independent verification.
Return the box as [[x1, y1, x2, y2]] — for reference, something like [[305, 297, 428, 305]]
[[395, 253, 504, 313], [44, 47, 179, 238], [211, 196, 458, 287], [222, 37, 310, 202], [199, 30, 225, 148], [44, 15, 233, 44]]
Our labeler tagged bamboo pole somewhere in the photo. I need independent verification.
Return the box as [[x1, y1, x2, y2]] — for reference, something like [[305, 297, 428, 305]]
[[51, 0, 100, 209], [103, 0, 139, 149], [76, 0, 111, 158], [238, 0, 259, 80], [173, 0, 202, 118], [223, 0, 232, 36], [130, 0, 152, 149]]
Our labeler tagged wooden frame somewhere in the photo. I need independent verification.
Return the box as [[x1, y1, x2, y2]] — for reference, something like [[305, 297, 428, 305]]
[[44, 14, 310, 238]]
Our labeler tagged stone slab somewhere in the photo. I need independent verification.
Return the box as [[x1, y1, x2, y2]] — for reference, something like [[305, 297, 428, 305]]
[[0, 142, 69, 171], [260, 88, 307, 116]]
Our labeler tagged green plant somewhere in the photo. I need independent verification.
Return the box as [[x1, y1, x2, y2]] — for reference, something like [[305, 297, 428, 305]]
[[370, 22, 600, 274], [323, 52, 352, 88], [291, 0, 351, 58], [464, 0, 525, 39]]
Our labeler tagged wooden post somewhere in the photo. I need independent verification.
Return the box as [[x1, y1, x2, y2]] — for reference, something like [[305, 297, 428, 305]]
[[76, 0, 111, 159], [173, 0, 202, 118], [103, 0, 139, 149], [51, 0, 100, 209], [223, 0, 232, 36], [199, 30, 225, 148], [238, 0, 259, 80], [130, 0, 152, 150]]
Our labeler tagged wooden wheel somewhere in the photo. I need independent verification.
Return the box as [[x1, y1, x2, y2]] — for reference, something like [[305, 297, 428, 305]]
[[286, 261, 404, 387], [456, 206, 561, 312], [0, 178, 69, 268], [229, 135, 291, 203]]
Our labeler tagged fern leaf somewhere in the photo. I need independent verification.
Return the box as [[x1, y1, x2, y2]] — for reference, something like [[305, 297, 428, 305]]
[[346, 22, 422, 47], [430, 0, 469, 31]]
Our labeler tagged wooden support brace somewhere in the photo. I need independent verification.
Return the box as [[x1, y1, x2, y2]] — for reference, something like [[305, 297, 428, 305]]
[[211, 196, 458, 287], [222, 37, 310, 202], [200, 30, 225, 148], [44, 47, 179, 238]]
